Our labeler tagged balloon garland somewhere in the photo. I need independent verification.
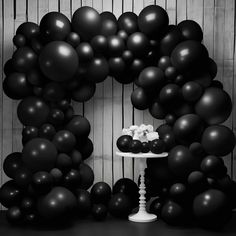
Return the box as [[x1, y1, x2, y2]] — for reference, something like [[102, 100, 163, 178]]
[[0, 5, 236, 229]]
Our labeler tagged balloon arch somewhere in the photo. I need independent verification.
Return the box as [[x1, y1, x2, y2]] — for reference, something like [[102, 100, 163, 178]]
[[0, 5, 235, 228]]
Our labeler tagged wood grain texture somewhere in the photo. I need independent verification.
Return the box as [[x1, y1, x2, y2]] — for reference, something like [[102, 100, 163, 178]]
[[0, 1, 236, 203]]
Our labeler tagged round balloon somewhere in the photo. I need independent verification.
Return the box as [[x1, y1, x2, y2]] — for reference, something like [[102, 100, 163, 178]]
[[118, 12, 138, 35], [131, 87, 149, 110], [72, 81, 96, 102], [16, 22, 39, 41], [100, 11, 117, 36]]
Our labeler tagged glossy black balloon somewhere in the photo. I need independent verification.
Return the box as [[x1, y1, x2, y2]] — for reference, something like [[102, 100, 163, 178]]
[[77, 138, 94, 160], [107, 35, 125, 57], [165, 114, 176, 126], [169, 183, 187, 203], [91, 35, 108, 54], [43, 82, 66, 102], [165, 66, 178, 81], [161, 132, 176, 151], [78, 163, 94, 190], [76, 189, 91, 216], [20, 196, 35, 213], [116, 135, 132, 152], [158, 56, 172, 71], [109, 57, 126, 76], [40, 12, 71, 42], [72, 81, 96, 102], [129, 139, 142, 153], [71, 150, 83, 168], [39, 41, 78, 82], [138, 5, 169, 39], [159, 84, 180, 105], [6, 206, 23, 224], [56, 153, 72, 173], [72, 6, 101, 41], [63, 169, 81, 189], [16, 22, 39, 41], [66, 32, 80, 47], [118, 12, 138, 35], [48, 108, 64, 126], [182, 81, 203, 102], [4, 59, 14, 76], [149, 101, 166, 119], [13, 34, 26, 48], [31, 171, 53, 194], [150, 139, 166, 154], [187, 171, 208, 195], [100, 11, 117, 36], [91, 182, 111, 204], [38, 123, 56, 140], [149, 198, 163, 216], [141, 142, 150, 153], [131, 87, 149, 110], [76, 42, 94, 62], [14, 167, 32, 188], [17, 96, 50, 127]]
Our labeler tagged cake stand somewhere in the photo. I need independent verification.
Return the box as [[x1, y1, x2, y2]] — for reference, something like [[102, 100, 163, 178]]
[[116, 151, 168, 223]]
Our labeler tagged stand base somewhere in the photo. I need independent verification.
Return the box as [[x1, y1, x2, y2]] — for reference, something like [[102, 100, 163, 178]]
[[128, 211, 157, 223]]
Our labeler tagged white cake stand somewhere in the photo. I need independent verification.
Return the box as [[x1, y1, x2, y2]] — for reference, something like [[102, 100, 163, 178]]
[[116, 151, 168, 223]]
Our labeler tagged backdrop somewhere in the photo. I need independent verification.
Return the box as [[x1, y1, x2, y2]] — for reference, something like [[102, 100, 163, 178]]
[[0, 0, 235, 209]]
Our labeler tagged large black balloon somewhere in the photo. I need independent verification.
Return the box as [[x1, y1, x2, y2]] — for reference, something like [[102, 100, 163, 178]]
[[118, 12, 138, 35], [66, 115, 90, 139], [76, 189, 91, 216], [100, 12, 117, 36], [131, 87, 149, 110], [78, 163, 94, 190], [168, 145, 201, 178], [0, 180, 22, 208], [171, 40, 209, 74], [173, 114, 204, 145], [87, 57, 109, 83], [201, 125, 235, 156], [178, 20, 203, 41], [37, 187, 77, 220], [40, 12, 71, 42], [116, 135, 132, 152], [138, 5, 169, 39], [12, 47, 37, 72], [22, 138, 57, 172], [39, 41, 78, 82], [72, 81, 96, 102], [138, 67, 165, 91], [17, 96, 50, 127], [195, 87, 232, 125], [16, 22, 39, 41], [91, 182, 111, 204], [193, 189, 231, 228], [72, 6, 101, 41], [127, 32, 149, 57], [3, 152, 23, 178]]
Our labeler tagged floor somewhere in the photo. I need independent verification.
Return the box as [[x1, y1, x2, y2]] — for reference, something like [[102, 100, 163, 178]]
[[0, 211, 236, 236]]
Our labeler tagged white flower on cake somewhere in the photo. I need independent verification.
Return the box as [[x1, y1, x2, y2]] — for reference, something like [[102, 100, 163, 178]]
[[122, 128, 132, 136]]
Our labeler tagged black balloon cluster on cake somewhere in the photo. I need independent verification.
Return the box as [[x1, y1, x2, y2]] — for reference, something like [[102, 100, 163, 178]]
[[0, 4, 236, 228]]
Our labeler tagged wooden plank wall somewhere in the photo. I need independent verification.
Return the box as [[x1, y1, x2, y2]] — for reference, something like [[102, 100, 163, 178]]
[[0, 0, 236, 192]]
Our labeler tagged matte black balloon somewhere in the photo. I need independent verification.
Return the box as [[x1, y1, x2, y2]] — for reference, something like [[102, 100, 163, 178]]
[[53, 130, 76, 153], [4, 59, 14, 76], [37, 187, 77, 220], [169, 183, 187, 202], [76, 189, 91, 216], [66, 32, 80, 47], [201, 155, 226, 178], [165, 114, 176, 126], [91, 182, 111, 204], [3, 72, 32, 100], [141, 142, 150, 153], [55, 98, 71, 111], [193, 189, 231, 228], [71, 150, 83, 168], [159, 84, 180, 105], [12, 47, 37, 72], [78, 163, 94, 190], [138, 5, 169, 39], [149, 198, 163, 216], [0, 180, 22, 208], [14, 167, 32, 188], [56, 153, 72, 173], [160, 25, 183, 56], [48, 108, 64, 126], [161, 132, 176, 151], [173, 114, 204, 145], [77, 138, 94, 160], [150, 139, 166, 154], [109, 193, 132, 218], [72, 81, 96, 102], [13, 34, 26, 48], [87, 57, 109, 83], [171, 40, 209, 74], [129, 139, 142, 153], [100, 11, 117, 36], [63, 169, 81, 189], [16, 22, 39, 41], [72, 6, 101, 41], [32, 171, 53, 194], [193, 72, 212, 88], [91, 35, 108, 54], [195, 87, 232, 125], [158, 56, 172, 71], [107, 35, 125, 56], [130, 58, 145, 76], [20, 196, 35, 213], [66, 115, 91, 139], [116, 135, 132, 152], [39, 41, 78, 82], [211, 80, 223, 89], [40, 12, 71, 42], [208, 57, 217, 79], [118, 12, 138, 35], [187, 171, 208, 194], [161, 200, 186, 226], [76, 42, 94, 62], [127, 32, 149, 57], [50, 168, 63, 184], [22, 138, 57, 172], [149, 101, 166, 119], [38, 123, 56, 140], [109, 57, 126, 76], [6, 206, 23, 224], [43, 82, 66, 102], [27, 67, 47, 86], [3, 152, 23, 179], [156, 124, 172, 137], [17, 96, 50, 127], [165, 66, 178, 81], [182, 81, 203, 102], [92, 204, 108, 221], [168, 145, 201, 178], [178, 20, 203, 41], [131, 87, 149, 110], [138, 67, 165, 91], [189, 142, 206, 160], [30, 36, 44, 54], [201, 125, 235, 156]]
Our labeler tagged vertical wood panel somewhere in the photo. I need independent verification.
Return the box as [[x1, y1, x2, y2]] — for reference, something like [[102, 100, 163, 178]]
[[27, 0, 38, 23]]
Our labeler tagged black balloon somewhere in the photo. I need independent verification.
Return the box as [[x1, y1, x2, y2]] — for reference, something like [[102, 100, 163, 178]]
[[17, 96, 50, 127], [91, 182, 111, 204], [63, 169, 81, 189], [13, 34, 26, 48], [182, 81, 203, 102], [118, 12, 138, 35], [131, 87, 149, 110], [187, 171, 208, 195], [31, 171, 53, 194], [22, 126, 38, 144], [48, 108, 64, 126], [138, 5, 169, 39], [72, 81, 96, 102], [43, 82, 66, 102], [14, 167, 32, 188], [109, 57, 126, 76], [158, 56, 172, 71], [20, 196, 36, 213], [66, 32, 80, 47], [77, 138, 94, 160], [4, 59, 14, 76], [201, 125, 235, 156], [150, 139, 166, 154], [129, 139, 142, 153], [165, 114, 176, 126], [149, 101, 166, 119], [91, 35, 108, 54], [56, 153, 72, 173], [72, 6, 101, 41], [169, 183, 187, 204], [100, 12, 117, 36], [116, 135, 132, 152], [92, 204, 108, 221], [141, 142, 150, 153], [159, 84, 180, 105], [40, 12, 71, 42], [165, 66, 178, 81], [78, 163, 94, 190], [16, 22, 39, 41], [76, 42, 94, 62], [149, 197, 163, 216], [6, 206, 23, 224], [76, 189, 91, 216], [38, 123, 56, 140], [107, 35, 125, 57], [195, 87, 232, 125]]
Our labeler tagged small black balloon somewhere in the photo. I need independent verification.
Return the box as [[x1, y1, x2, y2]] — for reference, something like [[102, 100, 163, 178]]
[[16, 22, 39, 41], [131, 87, 149, 110], [76, 42, 94, 62], [66, 32, 80, 47], [76, 189, 91, 216], [72, 81, 96, 102], [129, 139, 142, 153], [13, 34, 26, 48], [91, 182, 111, 204], [92, 204, 108, 221], [91, 35, 108, 54], [150, 139, 166, 154]]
